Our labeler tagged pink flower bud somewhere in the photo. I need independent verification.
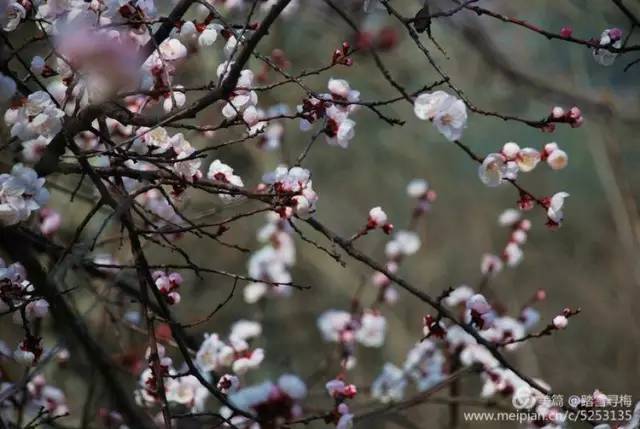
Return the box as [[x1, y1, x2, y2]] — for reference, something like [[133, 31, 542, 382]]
[[609, 28, 623, 41], [560, 26, 573, 38], [551, 106, 565, 119], [368, 206, 388, 228], [501, 142, 520, 159], [568, 106, 582, 120], [552, 315, 568, 329]]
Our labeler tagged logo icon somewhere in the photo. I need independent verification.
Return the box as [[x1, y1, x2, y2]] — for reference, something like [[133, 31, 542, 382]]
[[513, 386, 537, 410], [567, 395, 581, 407]]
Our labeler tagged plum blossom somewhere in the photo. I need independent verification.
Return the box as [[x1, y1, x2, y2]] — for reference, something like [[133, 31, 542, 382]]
[[1, 0, 25, 31], [466, 294, 494, 329], [244, 220, 295, 303], [230, 320, 262, 342], [198, 23, 223, 47], [26, 376, 69, 417], [196, 333, 234, 372], [355, 311, 386, 347], [207, 159, 245, 200], [546, 192, 569, 226], [226, 374, 306, 422], [414, 90, 467, 141], [318, 309, 387, 349], [593, 28, 623, 66], [317, 310, 352, 343], [371, 363, 406, 403], [414, 91, 451, 121], [217, 374, 240, 394], [385, 230, 421, 259], [361, 206, 393, 234], [195, 324, 264, 376], [336, 407, 354, 429], [481, 253, 503, 276], [479, 141, 556, 186], [165, 375, 209, 411], [262, 166, 318, 219], [5, 92, 64, 160], [543, 142, 569, 170], [297, 78, 360, 148], [433, 96, 468, 141], [162, 87, 186, 112], [444, 285, 474, 307], [152, 271, 183, 305], [220, 69, 259, 121], [552, 315, 568, 329], [403, 340, 446, 391], [0, 164, 49, 226], [498, 208, 521, 227], [368, 206, 388, 226], [478, 153, 506, 187], [326, 379, 357, 399], [516, 147, 541, 173], [323, 79, 360, 148]]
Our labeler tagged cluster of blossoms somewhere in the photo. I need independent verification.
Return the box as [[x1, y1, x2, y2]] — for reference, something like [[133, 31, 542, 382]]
[[325, 378, 357, 429], [331, 41, 353, 66], [478, 141, 568, 188], [368, 180, 429, 305], [0, 260, 49, 324], [371, 340, 446, 403], [318, 309, 386, 368], [410, 282, 581, 429], [413, 90, 468, 142], [593, 28, 623, 66], [480, 209, 532, 275], [0, 164, 49, 226], [261, 165, 318, 219], [0, 374, 68, 421], [220, 374, 307, 428], [152, 271, 183, 305], [245, 212, 296, 303], [136, 344, 209, 412], [132, 127, 202, 182], [196, 320, 264, 375], [298, 78, 360, 148], [0, 258, 51, 367], [418, 285, 548, 401], [544, 106, 584, 131], [195, 0, 299, 16], [219, 67, 261, 127], [4, 91, 64, 162]]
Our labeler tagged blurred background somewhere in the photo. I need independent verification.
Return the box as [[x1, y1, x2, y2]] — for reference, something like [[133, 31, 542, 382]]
[[2, 0, 640, 427]]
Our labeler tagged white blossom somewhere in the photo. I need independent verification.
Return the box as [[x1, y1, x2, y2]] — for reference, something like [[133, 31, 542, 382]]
[[552, 315, 568, 329], [0, 164, 49, 226], [406, 178, 429, 198], [547, 192, 569, 225], [547, 149, 568, 170], [478, 153, 506, 187], [356, 311, 386, 347], [371, 363, 406, 403]]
